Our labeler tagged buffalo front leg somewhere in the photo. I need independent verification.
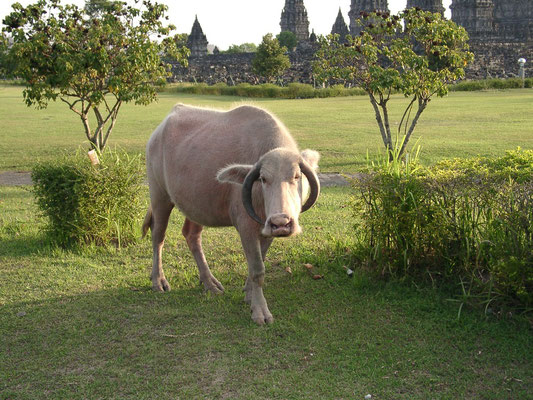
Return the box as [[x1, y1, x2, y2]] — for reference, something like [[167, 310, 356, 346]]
[[244, 236, 272, 304], [182, 218, 224, 294], [150, 201, 173, 292], [240, 233, 274, 325]]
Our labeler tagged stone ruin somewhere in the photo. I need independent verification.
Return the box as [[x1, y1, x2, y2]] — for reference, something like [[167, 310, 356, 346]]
[[173, 0, 532, 84], [280, 0, 310, 42]]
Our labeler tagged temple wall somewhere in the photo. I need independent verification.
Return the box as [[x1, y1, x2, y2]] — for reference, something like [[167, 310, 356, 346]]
[[170, 48, 316, 85], [466, 41, 533, 79], [170, 41, 532, 85]]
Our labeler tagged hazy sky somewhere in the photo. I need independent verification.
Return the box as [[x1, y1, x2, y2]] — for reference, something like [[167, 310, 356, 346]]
[[0, 0, 453, 50]]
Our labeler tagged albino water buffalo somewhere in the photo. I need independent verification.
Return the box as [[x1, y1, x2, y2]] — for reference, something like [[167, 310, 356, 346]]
[[142, 103, 320, 325]]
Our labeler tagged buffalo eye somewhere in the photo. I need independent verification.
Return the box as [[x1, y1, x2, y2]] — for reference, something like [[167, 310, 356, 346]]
[[259, 176, 267, 184]]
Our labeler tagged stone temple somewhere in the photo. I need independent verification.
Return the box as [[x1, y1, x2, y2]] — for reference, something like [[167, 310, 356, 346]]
[[406, 0, 445, 16], [331, 8, 350, 43], [342, 0, 532, 42], [280, 0, 310, 41], [451, 0, 533, 41], [177, 0, 532, 84], [187, 16, 208, 57], [348, 0, 390, 35]]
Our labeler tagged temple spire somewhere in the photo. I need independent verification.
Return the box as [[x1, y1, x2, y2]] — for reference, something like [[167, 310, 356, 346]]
[[280, 0, 310, 41], [331, 8, 350, 43], [406, 0, 445, 16], [348, 0, 390, 35], [187, 15, 208, 57]]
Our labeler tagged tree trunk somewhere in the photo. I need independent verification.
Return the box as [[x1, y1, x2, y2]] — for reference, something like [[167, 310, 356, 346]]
[[368, 93, 391, 152], [399, 98, 428, 157]]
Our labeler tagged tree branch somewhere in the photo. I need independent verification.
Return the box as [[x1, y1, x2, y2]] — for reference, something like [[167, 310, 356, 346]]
[[399, 97, 428, 157], [369, 92, 391, 151], [379, 94, 392, 151], [60, 97, 83, 117], [398, 96, 417, 136], [102, 101, 122, 149]]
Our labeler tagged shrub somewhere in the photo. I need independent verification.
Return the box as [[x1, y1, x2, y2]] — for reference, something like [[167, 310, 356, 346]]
[[259, 83, 284, 98], [104, 76, 533, 99], [450, 78, 532, 92], [168, 77, 529, 99], [486, 78, 523, 89], [449, 80, 487, 91], [287, 83, 315, 99], [32, 149, 145, 248], [351, 148, 533, 311], [234, 83, 253, 97], [171, 82, 369, 99]]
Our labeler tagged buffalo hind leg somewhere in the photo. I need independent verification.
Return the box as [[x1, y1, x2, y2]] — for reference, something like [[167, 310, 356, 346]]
[[182, 218, 224, 294], [150, 200, 174, 292]]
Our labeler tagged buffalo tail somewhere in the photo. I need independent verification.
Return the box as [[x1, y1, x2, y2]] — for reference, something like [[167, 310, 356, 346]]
[[141, 205, 152, 239]]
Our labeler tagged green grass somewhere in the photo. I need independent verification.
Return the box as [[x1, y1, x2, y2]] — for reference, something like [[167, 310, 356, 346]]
[[1, 85, 532, 172], [1, 85, 532, 398], [1, 185, 532, 399]]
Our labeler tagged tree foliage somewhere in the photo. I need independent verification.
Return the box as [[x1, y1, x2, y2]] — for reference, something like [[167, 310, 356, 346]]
[[1, 0, 189, 151], [314, 8, 474, 156], [252, 33, 291, 83], [84, 0, 118, 17], [223, 43, 257, 54], [276, 31, 297, 51]]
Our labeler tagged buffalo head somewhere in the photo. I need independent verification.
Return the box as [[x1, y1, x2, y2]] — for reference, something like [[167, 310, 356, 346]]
[[217, 148, 320, 237]]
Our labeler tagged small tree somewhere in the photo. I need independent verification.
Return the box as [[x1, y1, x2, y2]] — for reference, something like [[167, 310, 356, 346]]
[[224, 43, 257, 54], [84, 0, 117, 17], [1, 0, 189, 151], [314, 9, 474, 157], [252, 33, 291, 83], [277, 31, 297, 51]]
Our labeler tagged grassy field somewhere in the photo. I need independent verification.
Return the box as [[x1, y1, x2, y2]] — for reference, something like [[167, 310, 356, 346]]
[[1, 185, 532, 399], [0, 85, 532, 172], [1, 86, 533, 398]]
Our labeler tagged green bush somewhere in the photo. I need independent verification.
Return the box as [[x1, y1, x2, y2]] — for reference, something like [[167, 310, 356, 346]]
[[351, 148, 533, 311], [166, 77, 530, 99], [171, 82, 368, 99], [286, 82, 316, 99], [32, 149, 145, 248], [486, 78, 523, 89], [234, 83, 253, 96], [259, 83, 284, 98], [449, 80, 487, 91], [450, 78, 532, 92]]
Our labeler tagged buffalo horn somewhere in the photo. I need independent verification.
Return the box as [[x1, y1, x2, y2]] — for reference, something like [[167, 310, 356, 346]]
[[300, 160, 320, 213], [241, 163, 264, 225]]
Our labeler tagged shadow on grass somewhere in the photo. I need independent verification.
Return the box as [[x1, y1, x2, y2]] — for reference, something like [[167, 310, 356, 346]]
[[1, 266, 532, 400], [0, 232, 51, 258]]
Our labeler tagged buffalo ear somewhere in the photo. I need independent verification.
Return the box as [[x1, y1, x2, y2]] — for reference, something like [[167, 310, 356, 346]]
[[217, 164, 253, 185], [301, 149, 320, 170]]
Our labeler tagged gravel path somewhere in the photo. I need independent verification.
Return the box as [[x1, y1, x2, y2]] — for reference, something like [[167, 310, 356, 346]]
[[0, 171, 352, 187]]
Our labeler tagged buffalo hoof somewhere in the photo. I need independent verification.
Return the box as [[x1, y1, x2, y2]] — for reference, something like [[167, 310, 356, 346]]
[[251, 306, 274, 325], [201, 275, 224, 294], [152, 277, 171, 292]]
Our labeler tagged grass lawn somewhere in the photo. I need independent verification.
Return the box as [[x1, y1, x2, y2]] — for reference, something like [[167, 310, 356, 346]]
[[0, 85, 532, 172], [1, 185, 532, 399]]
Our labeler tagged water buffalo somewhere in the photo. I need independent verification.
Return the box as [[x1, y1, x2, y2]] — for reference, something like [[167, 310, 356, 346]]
[[142, 103, 320, 325]]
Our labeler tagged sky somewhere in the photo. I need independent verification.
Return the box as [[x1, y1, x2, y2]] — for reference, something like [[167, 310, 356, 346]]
[[0, 0, 453, 50]]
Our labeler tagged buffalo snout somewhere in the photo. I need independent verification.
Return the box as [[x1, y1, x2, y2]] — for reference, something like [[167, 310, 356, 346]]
[[263, 214, 300, 237]]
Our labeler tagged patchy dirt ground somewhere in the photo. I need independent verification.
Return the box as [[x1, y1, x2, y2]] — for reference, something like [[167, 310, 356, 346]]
[[0, 171, 33, 186], [0, 171, 351, 187]]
